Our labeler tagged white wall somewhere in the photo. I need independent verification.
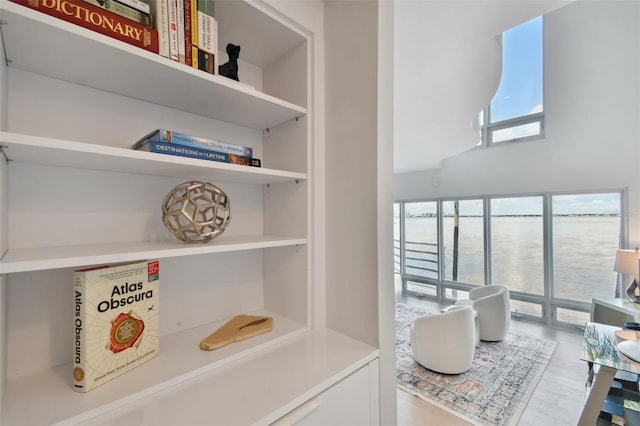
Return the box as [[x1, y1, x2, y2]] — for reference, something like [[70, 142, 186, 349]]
[[324, 0, 379, 347], [394, 0, 640, 248], [377, 1, 397, 425], [274, 1, 397, 424]]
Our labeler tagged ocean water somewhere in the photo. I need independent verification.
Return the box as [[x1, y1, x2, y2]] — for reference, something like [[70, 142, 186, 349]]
[[397, 216, 620, 303]]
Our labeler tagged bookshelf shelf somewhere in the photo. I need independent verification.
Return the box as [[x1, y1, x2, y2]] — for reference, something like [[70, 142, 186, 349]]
[[0, 1, 306, 130], [0, 235, 307, 274], [0, 132, 307, 185], [2, 310, 311, 425], [3, 325, 377, 426]]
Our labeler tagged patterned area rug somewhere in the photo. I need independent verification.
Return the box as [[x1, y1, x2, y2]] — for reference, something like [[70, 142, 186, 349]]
[[396, 302, 557, 426]]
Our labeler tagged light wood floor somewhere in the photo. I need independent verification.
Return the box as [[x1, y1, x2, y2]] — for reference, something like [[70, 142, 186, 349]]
[[396, 295, 587, 426]]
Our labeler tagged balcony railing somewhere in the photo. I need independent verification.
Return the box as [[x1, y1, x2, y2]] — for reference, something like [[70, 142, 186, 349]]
[[394, 239, 439, 278]]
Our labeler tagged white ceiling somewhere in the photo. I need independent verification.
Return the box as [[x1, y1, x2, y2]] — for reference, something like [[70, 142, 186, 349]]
[[393, 0, 573, 173]]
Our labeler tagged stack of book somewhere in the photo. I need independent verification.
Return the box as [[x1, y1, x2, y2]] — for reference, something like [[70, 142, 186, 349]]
[[133, 129, 261, 167], [10, 1, 219, 76], [11, 0, 159, 53], [154, 0, 218, 74]]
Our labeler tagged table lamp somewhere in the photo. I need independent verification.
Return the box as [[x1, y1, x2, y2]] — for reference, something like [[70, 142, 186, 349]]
[[614, 248, 640, 303]]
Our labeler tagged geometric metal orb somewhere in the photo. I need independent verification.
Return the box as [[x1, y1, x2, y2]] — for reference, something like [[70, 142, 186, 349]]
[[161, 181, 231, 243]]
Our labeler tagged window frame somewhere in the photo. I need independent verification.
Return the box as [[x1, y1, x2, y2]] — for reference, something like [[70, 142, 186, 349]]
[[484, 110, 545, 145], [478, 16, 545, 147], [395, 189, 627, 331]]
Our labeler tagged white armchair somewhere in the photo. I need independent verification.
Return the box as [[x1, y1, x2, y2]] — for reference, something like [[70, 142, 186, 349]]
[[410, 306, 475, 374], [455, 285, 510, 342]]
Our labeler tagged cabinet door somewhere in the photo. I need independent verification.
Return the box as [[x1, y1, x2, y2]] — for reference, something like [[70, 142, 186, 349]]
[[271, 362, 378, 426]]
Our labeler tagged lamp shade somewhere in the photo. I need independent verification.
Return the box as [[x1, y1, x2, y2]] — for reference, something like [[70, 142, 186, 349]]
[[614, 249, 640, 275]]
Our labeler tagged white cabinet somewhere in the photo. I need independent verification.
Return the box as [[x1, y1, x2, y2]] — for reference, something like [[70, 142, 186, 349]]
[[0, 1, 379, 424], [272, 360, 379, 426]]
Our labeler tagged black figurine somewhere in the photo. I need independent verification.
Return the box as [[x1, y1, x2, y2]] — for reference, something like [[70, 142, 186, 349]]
[[219, 44, 241, 81]]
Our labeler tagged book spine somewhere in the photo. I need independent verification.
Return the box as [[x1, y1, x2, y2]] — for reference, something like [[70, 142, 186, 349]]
[[190, 0, 198, 69], [133, 129, 254, 157], [161, 129, 253, 157], [115, 0, 150, 15], [150, 0, 170, 58], [11, 0, 159, 54], [176, 0, 185, 63], [197, 0, 216, 75], [73, 270, 88, 392], [229, 154, 261, 168], [183, 0, 191, 66], [144, 140, 229, 163], [143, 141, 261, 167], [83, 0, 153, 28], [208, 0, 218, 74], [168, 0, 179, 61]]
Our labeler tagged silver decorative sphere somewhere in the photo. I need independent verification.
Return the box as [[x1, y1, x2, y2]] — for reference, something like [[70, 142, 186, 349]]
[[162, 181, 231, 243]]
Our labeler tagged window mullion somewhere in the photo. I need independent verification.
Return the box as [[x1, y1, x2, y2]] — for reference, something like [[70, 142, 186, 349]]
[[484, 196, 491, 286]]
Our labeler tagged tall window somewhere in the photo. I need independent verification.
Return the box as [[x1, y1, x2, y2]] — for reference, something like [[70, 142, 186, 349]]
[[442, 199, 484, 285], [403, 202, 438, 280], [490, 196, 544, 295], [552, 193, 621, 302], [483, 16, 544, 145]]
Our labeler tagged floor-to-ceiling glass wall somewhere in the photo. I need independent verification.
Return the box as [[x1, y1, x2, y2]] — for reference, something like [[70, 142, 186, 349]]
[[396, 190, 624, 329]]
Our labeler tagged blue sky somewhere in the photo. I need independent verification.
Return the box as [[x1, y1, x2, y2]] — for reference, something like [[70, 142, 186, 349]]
[[490, 16, 543, 123]]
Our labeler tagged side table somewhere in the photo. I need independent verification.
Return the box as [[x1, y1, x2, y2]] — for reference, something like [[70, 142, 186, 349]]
[[578, 322, 640, 426], [591, 297, 640, 326]]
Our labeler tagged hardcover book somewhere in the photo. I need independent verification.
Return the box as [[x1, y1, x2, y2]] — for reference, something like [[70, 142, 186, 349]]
[[116, 0, 150, 15], [168, 0, 179, 61], [176, 0, 185, 63], [183, 0, 192, 66], [83, 0, 153, 28], [73, 260, 160, 393], [133, 129, 254, 158], [11, 0, 159, 54], [136, 140, 261, 167], [149, 0, 170, 58], [190, 0, 198, 68], [197, 0, 217, 74]]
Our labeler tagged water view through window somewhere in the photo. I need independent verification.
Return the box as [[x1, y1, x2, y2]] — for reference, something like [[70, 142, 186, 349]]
[[552, 193, 621, 302], [442, 200, 484, 285], [397, 192, 623, 326], [491, 196, 544, 295]]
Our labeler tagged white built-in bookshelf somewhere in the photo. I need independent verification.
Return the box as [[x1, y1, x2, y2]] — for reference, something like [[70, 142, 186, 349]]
[[0, 1, 379, 424]]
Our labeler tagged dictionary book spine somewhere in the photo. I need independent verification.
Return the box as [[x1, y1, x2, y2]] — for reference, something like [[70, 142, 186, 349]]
[[10, 0, 159, 54], [133, 128, 254, 158], [82, 0, 153, 28], [73, 260, 160, 393]]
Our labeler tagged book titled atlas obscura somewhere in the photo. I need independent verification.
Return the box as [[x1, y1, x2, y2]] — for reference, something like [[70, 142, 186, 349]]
[[73, 260, 160, 392]]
